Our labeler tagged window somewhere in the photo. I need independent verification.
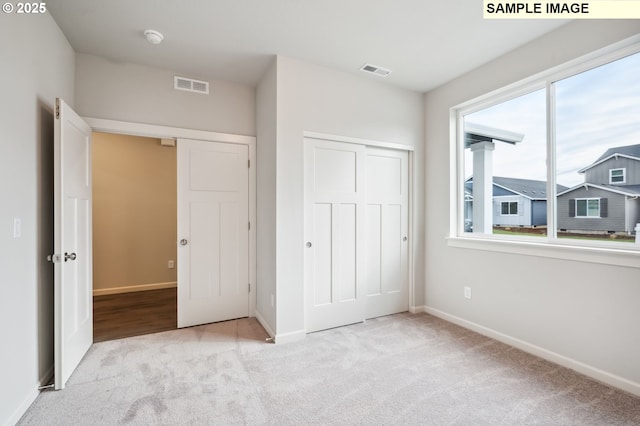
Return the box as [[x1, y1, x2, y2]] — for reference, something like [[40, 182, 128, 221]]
[[454, 40, 640, 252], [501, 201, 518, 216], [574, 198, 600, 218], [610, 168, 625, 184]]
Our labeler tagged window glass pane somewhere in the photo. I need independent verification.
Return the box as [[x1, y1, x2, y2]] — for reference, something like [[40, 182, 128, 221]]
[[555, 51, 640, 243], [463, 89, 546, 236], [576, 200, 587, 217], [610, 169, 624, 182]]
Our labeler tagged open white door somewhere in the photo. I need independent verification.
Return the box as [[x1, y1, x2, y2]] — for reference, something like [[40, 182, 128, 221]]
[[177, 139, 249, 328], [53, 98, 93, 390], [304, 138, 366, 333]]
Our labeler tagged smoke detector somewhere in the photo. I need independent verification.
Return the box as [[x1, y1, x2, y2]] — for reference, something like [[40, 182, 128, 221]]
[[360, 63, 392, 77], [144, 29, 164, 45]]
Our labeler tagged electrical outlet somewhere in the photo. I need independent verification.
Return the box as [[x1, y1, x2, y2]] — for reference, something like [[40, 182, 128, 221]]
[[464, 286, 472, 299], [168, 260, 175, 269]]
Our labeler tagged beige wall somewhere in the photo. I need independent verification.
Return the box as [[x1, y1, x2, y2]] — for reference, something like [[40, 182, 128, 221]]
[[93, 132, 177, 293], [0, 12, 75, 425]]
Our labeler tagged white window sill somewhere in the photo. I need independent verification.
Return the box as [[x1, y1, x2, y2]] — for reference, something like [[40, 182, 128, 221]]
[[447, 235, 640, 269]]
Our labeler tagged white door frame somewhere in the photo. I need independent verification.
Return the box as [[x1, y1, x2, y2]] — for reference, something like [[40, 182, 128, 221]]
[[303, 131, 416, 317], [84, 117, 257, 317]]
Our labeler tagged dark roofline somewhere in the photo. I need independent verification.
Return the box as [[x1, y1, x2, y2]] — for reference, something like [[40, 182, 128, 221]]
[[557, 182, 640, 197], [578, 144, 640, 174]]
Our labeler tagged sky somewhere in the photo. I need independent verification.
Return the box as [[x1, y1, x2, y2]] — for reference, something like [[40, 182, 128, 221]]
[[464, 50, 640, 188]]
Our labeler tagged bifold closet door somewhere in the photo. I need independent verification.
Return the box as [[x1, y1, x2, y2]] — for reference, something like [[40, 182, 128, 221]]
[[304, 139, 366, 333], [365, 147, 409, 319]]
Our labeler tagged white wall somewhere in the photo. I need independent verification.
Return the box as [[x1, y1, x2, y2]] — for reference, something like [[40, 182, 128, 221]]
[[75, 54, 256, 137], [0, 13, 75, 426], [424, 20, 640, 393], [274, 56, 425, 338], [256, 59, 278, 333]]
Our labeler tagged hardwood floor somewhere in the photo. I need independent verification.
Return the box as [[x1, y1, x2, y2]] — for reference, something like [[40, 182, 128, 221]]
[[93, 288, 177, 342]]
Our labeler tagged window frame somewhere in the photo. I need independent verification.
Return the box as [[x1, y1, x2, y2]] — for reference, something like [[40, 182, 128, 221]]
[[500, 201, 519, 216], [609, 168, 626, 184], [575, 198, 600, 218], [448, 35, 640, 268]]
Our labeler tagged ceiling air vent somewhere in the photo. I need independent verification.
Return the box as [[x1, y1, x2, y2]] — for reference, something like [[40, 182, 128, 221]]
[[174, 76, 209, 94], [360, 63, 392, 77]]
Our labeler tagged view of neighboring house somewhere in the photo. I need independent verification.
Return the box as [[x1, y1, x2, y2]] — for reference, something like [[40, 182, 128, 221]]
[[557, 144, 640, 235], [465, 177, 568, 230]]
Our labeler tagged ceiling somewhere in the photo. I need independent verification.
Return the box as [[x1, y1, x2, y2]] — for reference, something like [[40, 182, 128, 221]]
[[47, 0, 569, 93]]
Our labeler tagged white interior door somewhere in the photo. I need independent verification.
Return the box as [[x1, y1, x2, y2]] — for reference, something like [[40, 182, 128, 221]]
[[365, 147, 409, 319], [304, 138, 365, 333], [53, 98, 93, 390], [177, 139, 249, 328]]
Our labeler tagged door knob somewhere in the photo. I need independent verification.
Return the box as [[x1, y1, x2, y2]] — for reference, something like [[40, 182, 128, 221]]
[[306, 242, 312, 248], [403, 236, 408, 242], [64, 252, 77, 262], [179, 239, 188, 246]]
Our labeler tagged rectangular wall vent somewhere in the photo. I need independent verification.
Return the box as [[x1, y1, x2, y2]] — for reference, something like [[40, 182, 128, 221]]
[[360, 63, 392, 77], [174, 76, 210, 94]]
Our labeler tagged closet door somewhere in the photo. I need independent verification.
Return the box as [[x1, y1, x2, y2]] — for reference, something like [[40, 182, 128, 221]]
[[304, 138, 366, 333], [365, 147, 409, 319]]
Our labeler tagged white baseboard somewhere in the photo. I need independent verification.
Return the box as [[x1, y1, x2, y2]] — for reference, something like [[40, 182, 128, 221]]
[[254, 310, 275, 339], [410, 305, 426, 314], [93, 281, 177, 296], [424, 306, 640, 398], [254, 310, 306, 344], [274, 329, 306, 345], [4, 385, 40, 426]]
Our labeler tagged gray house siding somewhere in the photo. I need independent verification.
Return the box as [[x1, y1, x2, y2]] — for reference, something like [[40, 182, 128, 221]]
[[557, 186, 627, 232], [584, 157, 640, 186]]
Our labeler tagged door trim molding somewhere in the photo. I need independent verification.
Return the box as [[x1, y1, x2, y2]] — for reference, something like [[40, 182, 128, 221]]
[[304, 131, 415, 152], [85, 117, 256, 146], [83, 117, 257, 318]]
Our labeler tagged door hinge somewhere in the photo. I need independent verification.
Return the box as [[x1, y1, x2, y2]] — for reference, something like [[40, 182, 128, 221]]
[[248, 221, 251, 230], [47, 254, 62, 263], [248, 159, 250, 168], [55, 98, 60, 120], [248, 283, 251, 293]]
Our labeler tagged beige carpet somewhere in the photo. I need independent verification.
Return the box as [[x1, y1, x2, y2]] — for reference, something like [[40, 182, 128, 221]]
[[18, 313, 640, 425]]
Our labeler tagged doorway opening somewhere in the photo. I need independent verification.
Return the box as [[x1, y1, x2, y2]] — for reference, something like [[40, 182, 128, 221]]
[[92, 132, 177, 342]]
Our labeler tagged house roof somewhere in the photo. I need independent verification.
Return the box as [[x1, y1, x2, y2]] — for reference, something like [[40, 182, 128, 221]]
[[465, 176, 569, 200], [578, 143, 640, 173], [557, 183, 640, 197]]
